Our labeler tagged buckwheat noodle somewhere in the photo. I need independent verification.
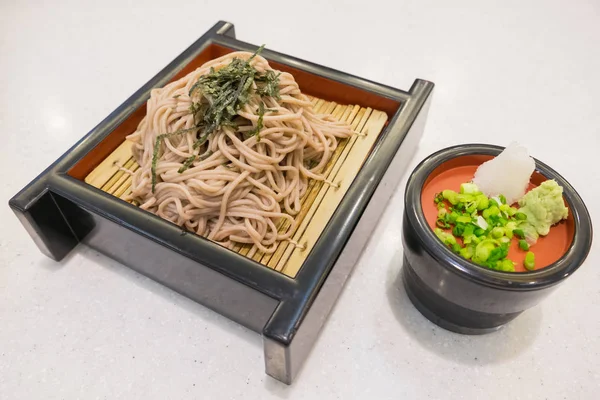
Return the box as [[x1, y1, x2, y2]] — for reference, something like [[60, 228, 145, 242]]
[[126, 51, 353, 255]]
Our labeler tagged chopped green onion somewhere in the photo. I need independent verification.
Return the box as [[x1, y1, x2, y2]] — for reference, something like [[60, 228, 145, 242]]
[[434, 228, 457, 247], [524, 251, 535, 271], [475, 216, 488, 230], [457, 194, 476, 203], [462, 225, 475, 237], [476, 195, 489, 210], [442, 190, 459, 205], [513, 228, 525, 238], [499, 204, 516, 216], [436, 218, 449, 228], [432, 182, 541, 272], [456, 215, 472, 224], [488, 243, 509, 262], [459, 246, 475, 259], [482, 205, 500, 219], [497, 259, 515, 272], [437, 208, 448, 219], [449, 211, 459, 223], [475, 240, 497, 262], [515, 212, 528, 221], [491, 227, 504, 239], [460, 183, 480, 195], [452, 223, 465, 237]]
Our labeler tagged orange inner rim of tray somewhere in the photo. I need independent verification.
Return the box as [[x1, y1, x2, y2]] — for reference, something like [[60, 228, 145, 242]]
[[421, 155, 575, 272], [68, 43, 400, 180]]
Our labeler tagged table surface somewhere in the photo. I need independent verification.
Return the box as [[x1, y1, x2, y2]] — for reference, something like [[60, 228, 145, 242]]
[[1, 1, 599, 399]]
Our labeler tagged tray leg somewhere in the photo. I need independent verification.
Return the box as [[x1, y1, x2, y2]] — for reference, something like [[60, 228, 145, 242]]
[[9, 190, 88, 261]]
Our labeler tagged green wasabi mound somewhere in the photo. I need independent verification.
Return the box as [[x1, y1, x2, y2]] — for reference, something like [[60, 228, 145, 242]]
[[518, 180, 568, 236]]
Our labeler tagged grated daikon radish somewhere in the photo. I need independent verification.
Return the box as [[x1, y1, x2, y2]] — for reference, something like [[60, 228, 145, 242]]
[[472, 142, 535, 205]]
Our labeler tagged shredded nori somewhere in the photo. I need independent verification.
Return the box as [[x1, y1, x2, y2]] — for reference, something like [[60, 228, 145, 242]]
[[255, 70, 281, 99], [249, 102, 266, 142], [150, 44, 280, 190], [178, 155, 197, 174], [176, 150, 213, 174]]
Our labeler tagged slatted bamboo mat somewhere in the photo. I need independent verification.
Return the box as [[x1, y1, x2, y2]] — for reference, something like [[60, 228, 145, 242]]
[[85, 97, 388, 277]]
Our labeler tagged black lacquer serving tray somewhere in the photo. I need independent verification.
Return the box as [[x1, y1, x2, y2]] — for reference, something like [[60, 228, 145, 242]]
[[9, 21, 434, 384]]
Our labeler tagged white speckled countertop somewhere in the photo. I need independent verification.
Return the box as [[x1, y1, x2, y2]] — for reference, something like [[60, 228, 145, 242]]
[[1, 1, 599, 399]]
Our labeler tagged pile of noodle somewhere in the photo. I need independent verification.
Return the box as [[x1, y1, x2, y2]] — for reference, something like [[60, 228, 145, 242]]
[[126, 51, 353, 255]]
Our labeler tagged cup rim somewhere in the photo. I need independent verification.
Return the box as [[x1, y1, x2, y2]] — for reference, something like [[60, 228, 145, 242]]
[[404, 143, 593, 290]]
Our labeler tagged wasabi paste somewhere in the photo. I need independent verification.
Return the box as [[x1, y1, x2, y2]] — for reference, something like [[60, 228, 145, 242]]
[[518, 180, 569, 236]]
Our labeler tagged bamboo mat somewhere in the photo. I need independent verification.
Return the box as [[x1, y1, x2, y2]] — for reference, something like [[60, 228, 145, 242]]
[[85, 97, 388, 277]]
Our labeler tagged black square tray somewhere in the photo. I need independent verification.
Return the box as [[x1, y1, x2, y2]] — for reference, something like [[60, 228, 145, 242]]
[[9, 21, 434, 384]]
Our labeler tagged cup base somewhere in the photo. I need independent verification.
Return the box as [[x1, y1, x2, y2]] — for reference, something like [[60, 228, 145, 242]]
[[401, 258, 521, 335]]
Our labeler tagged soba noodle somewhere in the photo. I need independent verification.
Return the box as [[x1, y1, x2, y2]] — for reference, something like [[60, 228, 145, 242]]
[[126, 51, 354, 255]]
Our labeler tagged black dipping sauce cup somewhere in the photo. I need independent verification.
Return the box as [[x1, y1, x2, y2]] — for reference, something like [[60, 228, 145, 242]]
[[401, 144, 593, 334]]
